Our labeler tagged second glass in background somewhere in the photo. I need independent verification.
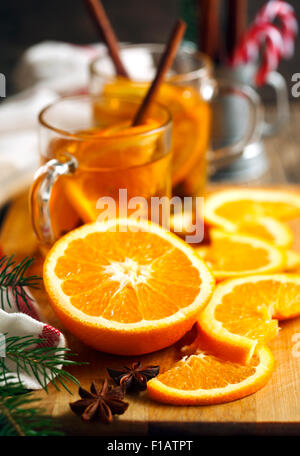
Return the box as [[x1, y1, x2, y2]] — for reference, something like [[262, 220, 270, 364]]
[[90, 44, 213, 198], [90, 44, 262, 198]]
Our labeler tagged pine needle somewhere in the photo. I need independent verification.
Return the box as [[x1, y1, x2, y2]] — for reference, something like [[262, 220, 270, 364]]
[[0, 374, 63, 436], [0, 255, 87, 435], [0, 256, 41, 311], [1, 335, 84, 393]]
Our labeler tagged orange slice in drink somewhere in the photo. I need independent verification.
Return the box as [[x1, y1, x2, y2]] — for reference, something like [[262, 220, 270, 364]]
[[205, 188, 300, 232], [170, 104, 210, 187], [44, 218, 215, 355], [195, 229, 285, 280], [49, 117, 169, 224], [71, 119, 162, 169], [103, 79, 210, 187], [103, 79, 149, 99], [198, 274, 300, 364], [147, 334, 274, 405]]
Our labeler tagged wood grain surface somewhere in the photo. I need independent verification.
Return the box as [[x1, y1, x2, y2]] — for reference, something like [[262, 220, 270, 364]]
[[1, 184, 300, 436]]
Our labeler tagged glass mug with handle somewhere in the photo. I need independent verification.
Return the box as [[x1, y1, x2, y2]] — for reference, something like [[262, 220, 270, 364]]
[[210, 63, 289, 181], [90, 44, 262, 197], [30, 94, 172, 245]]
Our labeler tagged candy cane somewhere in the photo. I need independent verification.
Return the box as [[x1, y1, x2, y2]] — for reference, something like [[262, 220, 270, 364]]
[[232, 22, 284, 85], [255, 0, 298, 58], [231, 1, 297, 85], [253, 24, 283, 85]]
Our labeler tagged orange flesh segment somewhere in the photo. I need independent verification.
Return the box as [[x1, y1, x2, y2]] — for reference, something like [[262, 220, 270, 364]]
[[215, 282, 278, 341], [269, 280, 300, 319], [215, 200, 300, 222], [238, 223, 274, 242], [157, 351, 258, 390], [54, 231, 201, 323], [204, 237, 271, 271], [214, 279, 300, 323]]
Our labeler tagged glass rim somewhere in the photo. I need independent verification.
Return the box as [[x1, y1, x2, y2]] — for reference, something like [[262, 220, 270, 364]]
[[90, 43, 213, 84], [38, 93, 172, 141]]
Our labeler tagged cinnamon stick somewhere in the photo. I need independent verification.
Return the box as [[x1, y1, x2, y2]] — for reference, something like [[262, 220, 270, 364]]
[[226, 0, 247, 59], [132, 19, 186, 126], [197, 0, 220, 61], [84, 0, 129, 77]]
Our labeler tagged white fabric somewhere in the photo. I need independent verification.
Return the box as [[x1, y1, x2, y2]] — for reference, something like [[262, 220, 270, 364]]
[[13, 40, 103, 94], [0, 288, 66, 390]]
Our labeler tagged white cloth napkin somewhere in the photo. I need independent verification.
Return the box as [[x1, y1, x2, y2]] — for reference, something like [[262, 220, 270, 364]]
[[0, 287, 66, 390], [0, 87, 57, 206], [14, 41, 104, 94]]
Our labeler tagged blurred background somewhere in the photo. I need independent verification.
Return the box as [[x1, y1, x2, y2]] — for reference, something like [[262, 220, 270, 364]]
[[0, 0, 298, 193], [1, 0, 299, 98]]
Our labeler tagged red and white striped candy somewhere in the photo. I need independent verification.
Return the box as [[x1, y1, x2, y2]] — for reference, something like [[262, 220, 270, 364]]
[[231, 1, 297, 85], [232, 22, 284, 85], [255, 0, 298, 58]]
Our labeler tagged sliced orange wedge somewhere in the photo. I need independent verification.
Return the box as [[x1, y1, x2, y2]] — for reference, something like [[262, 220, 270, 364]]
[[233, 216, 293, 249], [44, 218, 215, 355], [205, 188, 300, 232], [263, 274, 300, 320], [195, 229, 285, 280], [147, 334, 274, 405], [198, 274, 300, 364]]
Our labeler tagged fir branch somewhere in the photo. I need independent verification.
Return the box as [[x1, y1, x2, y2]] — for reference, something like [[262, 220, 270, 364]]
[[0, 335, 83, 393], [0, 256, 87, 435], [0, 374, 63, 436], [0, 256, 41, 311]]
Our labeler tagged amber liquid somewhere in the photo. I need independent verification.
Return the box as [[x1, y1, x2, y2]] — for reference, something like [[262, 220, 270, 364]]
[[46, 105, 171, 239], [100, 79, 211, 198]]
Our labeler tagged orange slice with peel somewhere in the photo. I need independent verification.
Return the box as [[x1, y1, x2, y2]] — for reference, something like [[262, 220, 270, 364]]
[[195, 229, 285, 280], [68, 120, 161, 170], [147, 333, 274, 405], [44, 218, 215, 355], [198, 274, 300, 364], [196, 237, 297, 274], [233, 216, 293, 249], [205, 188, 300, 232], [263, 274, 300, 320]]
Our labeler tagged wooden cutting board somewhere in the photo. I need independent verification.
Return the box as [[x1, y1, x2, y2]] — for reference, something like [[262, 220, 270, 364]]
[[2, 189, 300, 436]]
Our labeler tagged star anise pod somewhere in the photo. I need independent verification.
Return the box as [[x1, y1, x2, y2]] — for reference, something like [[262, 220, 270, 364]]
[[69, 379, 128, 424], [107, 361, 160, 393]]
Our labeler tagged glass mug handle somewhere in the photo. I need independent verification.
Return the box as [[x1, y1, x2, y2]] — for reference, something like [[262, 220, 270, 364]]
[[262, 71, 289, 137], [204, 80, 263, 175], [29, 154, 77, 245]]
